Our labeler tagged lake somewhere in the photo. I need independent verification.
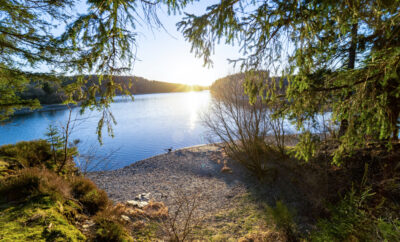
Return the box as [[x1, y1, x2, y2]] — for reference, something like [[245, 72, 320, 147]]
[[0, 91, 212, 170]]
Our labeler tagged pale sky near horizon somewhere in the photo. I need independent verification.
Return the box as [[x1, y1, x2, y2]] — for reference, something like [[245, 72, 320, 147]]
[[131, 2, 241, 86]]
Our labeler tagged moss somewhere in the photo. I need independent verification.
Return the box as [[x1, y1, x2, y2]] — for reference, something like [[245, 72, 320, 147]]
[[0, 159, 9, 175], [0, 195, 85, 241], [210, 233, 234, 242], [95, 218, 133, 242]]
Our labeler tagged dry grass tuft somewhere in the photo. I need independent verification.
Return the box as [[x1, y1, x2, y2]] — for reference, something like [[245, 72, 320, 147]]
[[143, 200, 169, 219], [0, 167, 71, 202]]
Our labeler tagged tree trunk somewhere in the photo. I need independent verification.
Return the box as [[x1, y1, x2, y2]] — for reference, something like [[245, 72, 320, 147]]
[[339, 23, 358, 137], [57, 108, 72, 173], [389, 100, 400, 141], [347, 23, 358, 69]]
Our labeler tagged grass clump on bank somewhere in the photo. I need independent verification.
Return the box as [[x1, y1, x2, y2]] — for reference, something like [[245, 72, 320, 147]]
[[70, 176, 109, 215], [94, 210, 134, 242], [0, 167, 71, 203], [0, 139, 77, 176]]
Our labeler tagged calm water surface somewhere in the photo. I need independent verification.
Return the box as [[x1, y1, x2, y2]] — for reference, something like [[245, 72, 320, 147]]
[[0, 91, 211, 170]]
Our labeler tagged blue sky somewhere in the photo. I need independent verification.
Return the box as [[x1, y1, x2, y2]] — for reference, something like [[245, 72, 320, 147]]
[[36, 1, 241, 86], [130, 1, 241, 86], [58, 0, 240, 86]]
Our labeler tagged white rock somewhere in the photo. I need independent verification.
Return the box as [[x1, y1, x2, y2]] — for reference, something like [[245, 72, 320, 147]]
[[134, 193, 151, 201], [126, 200, 149, 208], [141, 192, 151, 201], [121, 215, 130, 221]]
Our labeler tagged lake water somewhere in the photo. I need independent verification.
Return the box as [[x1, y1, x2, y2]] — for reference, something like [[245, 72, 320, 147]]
[[0, 91, 212, 170]]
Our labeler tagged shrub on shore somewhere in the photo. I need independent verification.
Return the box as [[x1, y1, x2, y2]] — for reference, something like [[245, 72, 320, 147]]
[[95, 218, 133, 242], [70, 176, 109, 215], [266, 201, 298, 241], [94, 207, 134, 242], [0, 139, 77, 175], [0, 140, 52, 169], [310, 187, 400, 241], [204, 74, 287, 179], [0, 167, 71, 202]]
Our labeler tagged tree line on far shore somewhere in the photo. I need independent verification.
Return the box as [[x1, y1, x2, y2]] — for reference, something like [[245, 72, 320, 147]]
[[20, 75, 208, 105]]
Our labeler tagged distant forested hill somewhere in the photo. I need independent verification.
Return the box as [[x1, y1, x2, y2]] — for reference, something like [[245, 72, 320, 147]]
[[21, 75, 208, 104], [210, 71, 287, 97]]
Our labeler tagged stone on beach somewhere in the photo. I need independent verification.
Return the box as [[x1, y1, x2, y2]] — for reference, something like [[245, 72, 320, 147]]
[[126, 192, 152, 208], [126, 200, 149, 208], [134, 193, 151, 201]]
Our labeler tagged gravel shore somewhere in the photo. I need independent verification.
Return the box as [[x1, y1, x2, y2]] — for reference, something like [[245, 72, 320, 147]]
[[88, 144, 311, 221], [88, 144, 257, 214]]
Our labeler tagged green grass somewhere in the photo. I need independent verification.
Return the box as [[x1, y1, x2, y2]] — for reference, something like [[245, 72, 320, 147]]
[[192, 193, 279, 241], [0, 196, 85, 241], [309, 188, 400, 241], [131, 221, 160, 242]]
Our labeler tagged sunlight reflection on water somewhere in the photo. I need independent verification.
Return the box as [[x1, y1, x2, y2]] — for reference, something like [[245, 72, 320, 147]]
[[0, 91, 211, 170]]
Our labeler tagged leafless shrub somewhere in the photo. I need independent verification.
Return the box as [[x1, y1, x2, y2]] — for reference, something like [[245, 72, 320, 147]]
[[161, 190, 205, 241], [75, 143, 120, 175], [203, 74, 287, 178], [269, 103, 287, 155]]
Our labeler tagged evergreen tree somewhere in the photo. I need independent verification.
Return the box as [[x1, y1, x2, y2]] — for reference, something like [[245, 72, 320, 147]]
[[178, 0, 400, 162], [45, 124, 64, 164]]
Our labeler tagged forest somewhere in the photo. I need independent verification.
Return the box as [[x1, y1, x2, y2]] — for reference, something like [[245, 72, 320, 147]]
[[20, 75, 208, 105]]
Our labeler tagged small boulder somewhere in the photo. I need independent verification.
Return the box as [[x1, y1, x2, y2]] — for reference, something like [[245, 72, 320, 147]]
[[134, 193, 151, 201], [126, 200, 149, 208]]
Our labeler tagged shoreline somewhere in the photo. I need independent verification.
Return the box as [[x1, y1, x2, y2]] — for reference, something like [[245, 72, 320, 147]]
[[12, 90, 210, 116], [117, 143, 220, 170]]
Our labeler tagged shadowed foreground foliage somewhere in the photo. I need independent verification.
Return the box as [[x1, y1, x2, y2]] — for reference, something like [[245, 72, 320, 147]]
[[1, 138, 399, 241]]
